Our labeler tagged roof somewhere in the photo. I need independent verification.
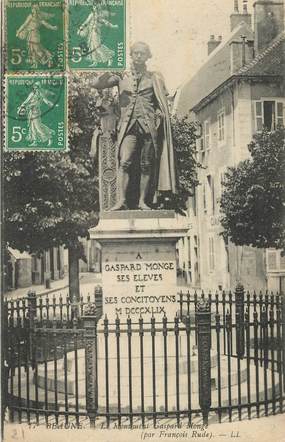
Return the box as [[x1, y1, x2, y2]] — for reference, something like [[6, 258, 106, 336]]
[[174, 21, 254, 117], [237, 31, 285, 77], [8, 247, 31, 260], [175, 25, 285, 116]]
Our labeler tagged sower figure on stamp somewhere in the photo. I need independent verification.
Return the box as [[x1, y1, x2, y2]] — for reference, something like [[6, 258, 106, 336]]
[[93, 41, 176, 210]]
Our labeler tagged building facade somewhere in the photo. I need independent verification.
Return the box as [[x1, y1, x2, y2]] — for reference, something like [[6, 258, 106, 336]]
[[4, 246, 65, 291], [79, 238, 102, 273], [174, 0, 285, 291]]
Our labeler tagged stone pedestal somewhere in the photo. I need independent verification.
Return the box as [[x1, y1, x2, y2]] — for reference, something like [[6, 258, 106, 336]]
[[89, 210, 190, 320]]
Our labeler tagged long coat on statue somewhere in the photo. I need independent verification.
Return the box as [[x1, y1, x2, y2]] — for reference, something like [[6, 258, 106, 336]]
[[92, 69, 177, 201]]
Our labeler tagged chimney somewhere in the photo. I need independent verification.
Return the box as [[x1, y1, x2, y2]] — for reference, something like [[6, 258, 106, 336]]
[[207, 35, 222, 55], [254, 1, 284, 54], [230, 0, 252, 31], [230, 37, 255, 74]]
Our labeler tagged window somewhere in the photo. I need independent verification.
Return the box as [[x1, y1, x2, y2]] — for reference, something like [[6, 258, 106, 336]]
[[204, 120, 210, 150], [57, 247, 61, 271], [218, 110, 225, 143], [280, 254, 285, 271], [209, 237, 215, 271], [268, 251, 277, 271], [202, 183, 207, 212], [191, 189, 197, 217], [187, 236, 191, 271], [207, 175, 215, 214], [32, 255, 38, 272], [196, 129, 204, 152], [194, 235, 200, 284], [267, 249, 285, 272], [196, 134, 205, 163], [255, 100, 284, 132], [277, 102, 284, 127]]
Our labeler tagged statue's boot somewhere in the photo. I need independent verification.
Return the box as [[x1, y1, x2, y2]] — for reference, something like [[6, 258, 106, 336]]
[[138, 201, 152, 210], [138, 173, 152, 210], [109, 169, 129, 211]]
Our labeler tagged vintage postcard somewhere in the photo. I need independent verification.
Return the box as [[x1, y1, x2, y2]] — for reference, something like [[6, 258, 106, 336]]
[[1, 1, 285, 442]]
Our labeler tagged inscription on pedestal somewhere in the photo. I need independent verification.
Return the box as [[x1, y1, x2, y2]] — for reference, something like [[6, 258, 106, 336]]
[[102, 241, 178, 319]]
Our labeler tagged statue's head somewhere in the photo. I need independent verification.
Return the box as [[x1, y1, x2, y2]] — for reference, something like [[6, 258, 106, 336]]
[[130, 42, 152, 67]]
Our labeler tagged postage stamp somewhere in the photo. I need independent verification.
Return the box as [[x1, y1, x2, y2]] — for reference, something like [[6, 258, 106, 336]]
[[68, 0, 126, 70], [6, 0, 65, 72], [5, 75, 67, 151]]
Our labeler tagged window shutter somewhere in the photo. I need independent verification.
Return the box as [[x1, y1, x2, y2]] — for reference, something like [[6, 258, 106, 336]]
[[218, 112, 225, 141], [280, 253, 285, 270], [267, 250, 277, 271], [255, 101, 263, 132], [207, 175, 215, 214], [277, 102, 284, 127], [212, 177, 215, 213], [209, 237, 215, 271], [204, 120, 210, 149], [203, 184, 207, 212]]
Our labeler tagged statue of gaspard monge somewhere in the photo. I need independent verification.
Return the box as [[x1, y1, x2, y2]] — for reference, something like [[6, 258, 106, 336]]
[[93, 41, 176, 210]]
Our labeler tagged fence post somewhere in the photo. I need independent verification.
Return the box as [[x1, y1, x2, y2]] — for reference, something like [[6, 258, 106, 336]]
[[27, 290, 37, 323], [94, 286, 103, 319], [27, 290, 37, 366], [2, 300, 9, 424], [82, 302, 99, 428], [235, 284, 245, 358], [282, 296, 285, 389], [196, 295, 211, 425]]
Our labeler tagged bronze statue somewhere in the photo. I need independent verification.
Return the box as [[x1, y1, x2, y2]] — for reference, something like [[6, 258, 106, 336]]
[[93, 41, 176, 210]]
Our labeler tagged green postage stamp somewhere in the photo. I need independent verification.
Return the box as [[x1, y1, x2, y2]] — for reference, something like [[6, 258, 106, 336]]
[[5, 76, 67, 151], [6, 0, 65, 72], [4, 0, 126, 151], [68, 0, 126, 70]]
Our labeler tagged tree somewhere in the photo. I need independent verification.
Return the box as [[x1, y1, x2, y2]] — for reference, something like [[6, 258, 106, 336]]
[[220, 127, 285, 251], [164, 115, 201, 213], [4, 73, 101, 306]]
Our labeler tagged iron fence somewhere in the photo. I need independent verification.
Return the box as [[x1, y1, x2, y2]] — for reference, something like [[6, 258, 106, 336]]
[[3, 285, 285, 428]]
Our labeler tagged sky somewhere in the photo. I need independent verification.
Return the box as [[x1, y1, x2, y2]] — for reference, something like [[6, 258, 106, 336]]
[[129, 0, 255, 94]]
